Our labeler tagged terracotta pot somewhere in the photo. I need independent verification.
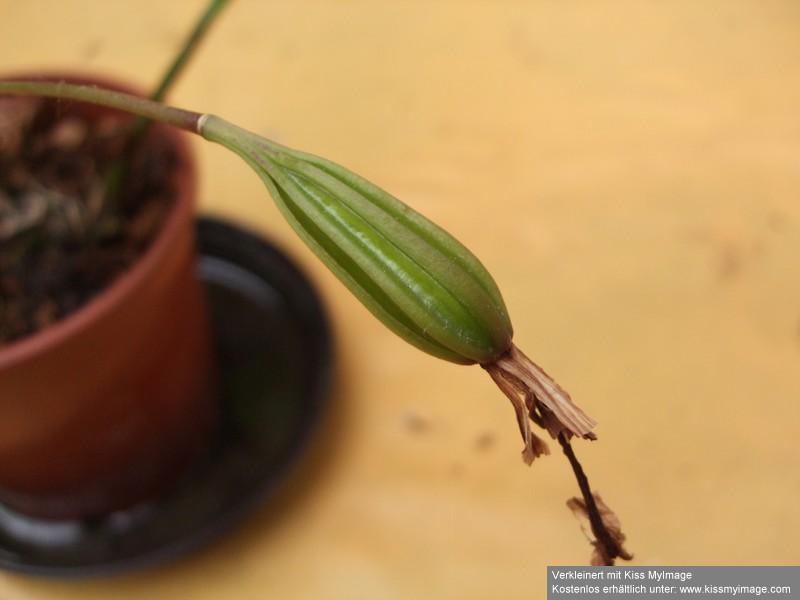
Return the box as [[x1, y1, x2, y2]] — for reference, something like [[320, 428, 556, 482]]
[[0, 74, 218, 520]]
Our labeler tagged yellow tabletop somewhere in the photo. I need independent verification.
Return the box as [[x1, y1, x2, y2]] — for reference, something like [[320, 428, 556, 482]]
[[1, 1, 799, 598]]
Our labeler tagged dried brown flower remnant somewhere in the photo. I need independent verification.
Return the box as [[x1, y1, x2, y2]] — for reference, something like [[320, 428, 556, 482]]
[[568, 494, 632, 566], [482, 344, 597, 464], [483, 344, 631, 566]]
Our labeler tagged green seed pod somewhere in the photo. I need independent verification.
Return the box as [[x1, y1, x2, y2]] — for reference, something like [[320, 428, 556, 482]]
[[198, 114, 596, 464], [199, 115, 513, 365]]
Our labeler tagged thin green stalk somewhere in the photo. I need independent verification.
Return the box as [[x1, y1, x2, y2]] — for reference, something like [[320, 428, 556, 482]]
[[0, 80, 203, 132], [108, 0, 232, 201], [151, 0, 231, 104], [128, 0, 231, 139]]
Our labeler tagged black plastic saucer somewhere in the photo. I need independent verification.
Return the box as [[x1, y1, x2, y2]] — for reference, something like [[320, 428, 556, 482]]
[[0, 218, 333, 578]]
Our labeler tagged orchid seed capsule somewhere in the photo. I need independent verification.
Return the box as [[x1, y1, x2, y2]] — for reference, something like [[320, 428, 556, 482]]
[[199, 115, 513, 365], [198, 114, 597, 462]]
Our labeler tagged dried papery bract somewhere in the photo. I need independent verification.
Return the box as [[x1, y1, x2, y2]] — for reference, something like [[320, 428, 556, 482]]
[[482, 344, 597, 464]]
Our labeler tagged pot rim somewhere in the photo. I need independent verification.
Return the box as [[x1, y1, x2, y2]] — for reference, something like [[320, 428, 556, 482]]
[[0, 71, 197, 369]]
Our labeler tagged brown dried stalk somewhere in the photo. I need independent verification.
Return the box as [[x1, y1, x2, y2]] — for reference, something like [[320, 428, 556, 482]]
[[560, 433, 632, 566]]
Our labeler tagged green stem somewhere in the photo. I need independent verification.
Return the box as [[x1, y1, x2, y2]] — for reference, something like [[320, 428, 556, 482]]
[[109, 0, 231, 202], [0, 80, 203, 133], [126, 0, 231, 139], [150, 0, 231, 104]]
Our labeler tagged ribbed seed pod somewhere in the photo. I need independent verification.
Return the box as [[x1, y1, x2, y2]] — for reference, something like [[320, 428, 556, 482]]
[[198, 114, 596, 463], [199, 115, 513, 365]]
